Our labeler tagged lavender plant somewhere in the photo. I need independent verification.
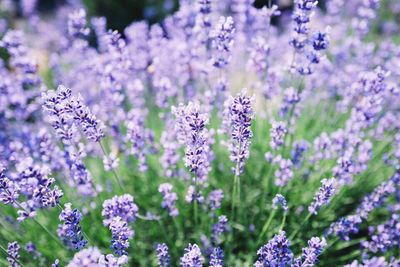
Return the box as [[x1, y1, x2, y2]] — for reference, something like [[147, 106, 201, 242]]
[[0, 0, 399, 266]]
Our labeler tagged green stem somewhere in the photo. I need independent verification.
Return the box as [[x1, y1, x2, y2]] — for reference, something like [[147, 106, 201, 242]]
[[257, 209, 276, 245], [289, 213, 312, 240], [278, 212, 287, 232]]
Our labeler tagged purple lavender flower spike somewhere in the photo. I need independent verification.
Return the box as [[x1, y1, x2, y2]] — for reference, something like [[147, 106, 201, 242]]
[[209, 247, 224, 267], [211, 16, 235, 68], [156, 243, 170, 267], [0, 168, 20, 205], [308, 178, 336, 215], [212, 215, 228, 245], [180, 243, 204, 267], [274, 156, 294, 187], [67, 247, 103, 266], [272, 194, 288, 211], [254, 231, 293, 267], [109, 216, 134, 256], [159, 183, 179, 217], [293, 237, 326, 267], [99, 254, 129, 266], [68, 9, 90, 39], [223, 89, 254, 176], [270, 120, 287, 150], [7, 242, 20, 267], [57, 203, 87, 250], [208, 189, 224, 212], [102, 194, 139, 226]]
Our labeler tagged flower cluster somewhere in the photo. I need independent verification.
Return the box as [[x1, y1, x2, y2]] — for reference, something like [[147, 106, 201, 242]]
[[180, 244, 204, 267], [255, 231, 293, 267], [158, 183, 179, 217], [308, 178, 336, 215], [57, 203, 87, 250], [223, 90, 254, 175]]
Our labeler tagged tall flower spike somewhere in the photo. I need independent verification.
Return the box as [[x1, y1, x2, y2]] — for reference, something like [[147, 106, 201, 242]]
[[272, 194, 288, 211], [156, 243, 170, 267], [68, 9, 90, 38], [270, 120, 287, 150], [223, 89, 254, 175], [180, 243, 204, 267], [7, 242, 20, 267], [159, 183, 179, 217], [293, 237, 327, 266], [109, 216, 134, 256], [209, 247, 224, 267], [211, 16, 235, 68], [254, 231, 293, 267], [211, 215, 228, 245], [57, 203, 87, 250], [102, 194, 139, 226], [308, 178, 336, 215]]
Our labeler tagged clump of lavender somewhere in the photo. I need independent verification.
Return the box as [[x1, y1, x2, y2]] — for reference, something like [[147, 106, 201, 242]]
[[180, 243, 204, 267], [102, 194, 139, 226], [291, 140, 309, 168], [255, 231, 293, 267], [293, 237, 327, 266], [211, 215, 229, 245], [109, 216, 134, 256], [270, 120, 287, 150], [209, 247, 224, 267], [7, 242, 20, 267], [272, 194, 288, 211], [210, 16, 235, 68], [158, 183, 179, 217], [361, 214, 400, 255], [223, 90, 254, 176], [156, 243, 170, 267], [57, 203, 87, 250], [308, 178, 336, 215]]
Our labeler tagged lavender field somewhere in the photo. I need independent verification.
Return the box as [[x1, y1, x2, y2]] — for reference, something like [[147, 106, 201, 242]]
[[0, 0, 399, 266]]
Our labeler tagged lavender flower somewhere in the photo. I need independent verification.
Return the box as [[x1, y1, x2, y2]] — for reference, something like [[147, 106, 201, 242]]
[[208, 189, 224, 212], [180, 243, 204, 267], [99, 254, 129, 266], [223, 90, 254, 175], [291, 140, 309, 168], [211, 16, 235, 68], [270, 120, 287, 150], [328, 215, 363, 241], [159, 183, 179, 217], [209, 247, 224, 267], [272, 194, 288, 211], [102, 194, 139, 226], [212, 215, 228, 245], [57, 203, 87, 250], [308, 178, 336, 215], [274, 156, 294, 187], [67, 247, 103, 267], [109, 216, 134, 256], [293, 237, 327, 267], [254, 231, 293, 267], [68, 9, 90, 38], [0, 168, 19, 205], [7, 242, 20, 267], [156, 243, 170, 267], [172, 102, 211, 198], [361, 214, 400, 255]]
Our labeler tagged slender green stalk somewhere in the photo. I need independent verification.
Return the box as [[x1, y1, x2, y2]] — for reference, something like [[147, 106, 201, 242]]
[[278, 211, 287, 232], [257, 209, 276, 245], [289, 213, 312, 240]]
